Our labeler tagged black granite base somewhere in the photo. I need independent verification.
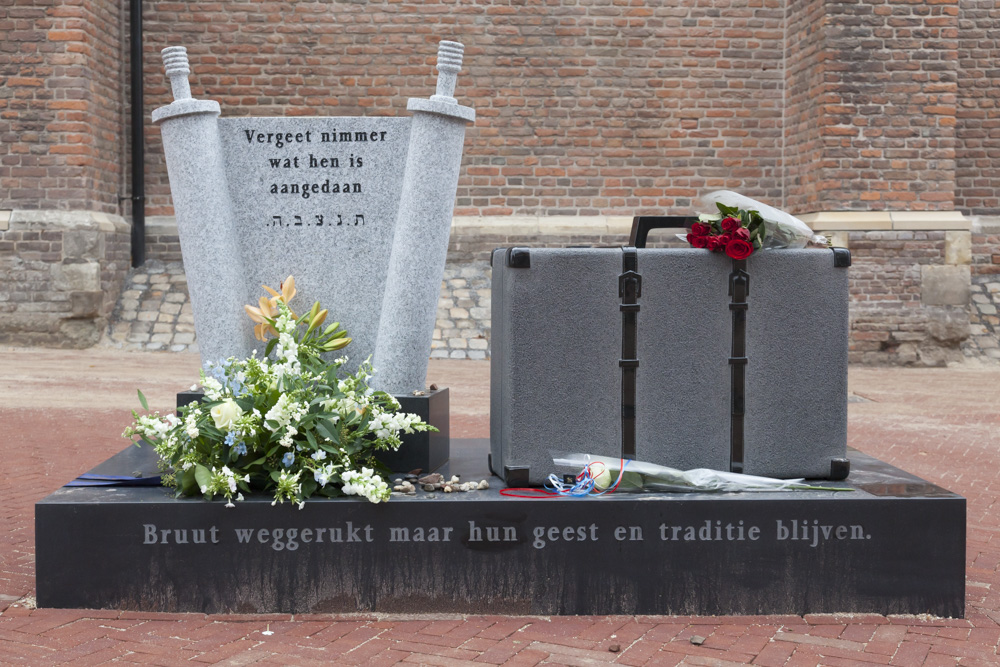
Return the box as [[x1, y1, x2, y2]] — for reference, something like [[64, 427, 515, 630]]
[[376, 388, 449, 473], [35, 440, 965, 616]]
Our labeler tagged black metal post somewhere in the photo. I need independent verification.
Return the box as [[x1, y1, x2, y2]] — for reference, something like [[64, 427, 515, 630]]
[[129, 0, 145, 267]]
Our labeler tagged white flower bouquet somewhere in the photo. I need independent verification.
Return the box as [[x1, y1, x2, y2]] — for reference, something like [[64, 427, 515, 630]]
[[123, 276, 435, 507]]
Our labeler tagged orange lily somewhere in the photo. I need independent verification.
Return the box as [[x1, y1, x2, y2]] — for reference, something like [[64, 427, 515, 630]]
[[261, 275, 297, 318], [246, 276, 299, 339], [244, 296, 279, 341], [263, 275, 296, 304]]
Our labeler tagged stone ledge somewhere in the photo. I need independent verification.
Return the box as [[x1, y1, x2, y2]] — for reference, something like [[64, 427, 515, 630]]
[[798, 212, 893, 231], [3, 209, 130, 234], [139, 212, 976, 241], [969, 215, 1000, 233], [451, 215, 637, 236], [800, 211, 970, 231], [890, 211, 970, 231], [145, 215, 181, 237]]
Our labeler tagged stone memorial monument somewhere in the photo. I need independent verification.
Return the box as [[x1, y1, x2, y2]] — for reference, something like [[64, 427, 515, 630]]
[[32, 37, 967, 620], [152, 40, 475, 395]]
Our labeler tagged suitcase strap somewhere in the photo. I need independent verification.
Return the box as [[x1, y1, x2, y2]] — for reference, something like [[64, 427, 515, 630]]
[[619, 247, 641, 460], [728, 259, 749, 473]]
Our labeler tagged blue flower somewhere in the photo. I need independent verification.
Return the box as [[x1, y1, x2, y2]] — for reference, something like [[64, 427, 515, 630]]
[[233, 442, 247, 456], [282, 452, 295, 467], [224, 432, 236, 447]]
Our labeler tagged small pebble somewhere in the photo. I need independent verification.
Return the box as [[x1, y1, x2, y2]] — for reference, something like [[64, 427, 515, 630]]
[[423, 484, 436, 492], [608, 644, 620, 653], [444, 485, 453, 493], [393, 485, 405, 492], [418, 473, 443, 485], [477, 480, 490, 490], [405, 491, 416, 496], [449, 475, 460, 484], [690, 636, 705, 646], [408, 468, 423, 476]]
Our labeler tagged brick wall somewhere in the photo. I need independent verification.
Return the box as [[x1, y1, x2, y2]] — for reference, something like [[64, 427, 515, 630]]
[[783, 0, 827, 215], [956, 0, 1000, 213], [0, 0, 124, 213], [785, 0, 960, 212], [0, 0, 129, 347], [848, 231, 969, 364], [140, 0, 786, 219], [0, 211, 130, 347], [2, 0, 999, 360]]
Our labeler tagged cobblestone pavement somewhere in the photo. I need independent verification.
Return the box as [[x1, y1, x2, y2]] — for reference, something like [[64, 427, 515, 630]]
[[103, 261, 197, 354], [1, 349, 999, 665], [102, 261, 493, 359], [964, 276, 1000, 361]]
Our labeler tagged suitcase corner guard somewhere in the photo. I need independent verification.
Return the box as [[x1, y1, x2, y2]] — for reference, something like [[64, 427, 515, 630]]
[[503, 465, 530, 487], [506, 247, 531, 269], [832, 247, 852, 268], [830, 457, 851, 481]]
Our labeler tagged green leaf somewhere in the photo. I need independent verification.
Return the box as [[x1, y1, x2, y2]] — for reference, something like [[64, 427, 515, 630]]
[[315, 419, 341, 444], [178, 469, 199, 495], [265, 338, 278, 358], [137, 389, 149, 411], [194, 465, 213, 493]]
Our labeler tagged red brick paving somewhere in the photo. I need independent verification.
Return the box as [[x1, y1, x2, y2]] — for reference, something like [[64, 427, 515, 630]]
[[2, 351, 999, 665]]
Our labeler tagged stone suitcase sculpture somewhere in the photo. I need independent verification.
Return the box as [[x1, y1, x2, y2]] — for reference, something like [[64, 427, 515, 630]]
[[490, 218, 851, 486]]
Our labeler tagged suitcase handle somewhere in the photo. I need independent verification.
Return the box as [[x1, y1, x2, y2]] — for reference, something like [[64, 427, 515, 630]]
[[629, 216, 692, 248]]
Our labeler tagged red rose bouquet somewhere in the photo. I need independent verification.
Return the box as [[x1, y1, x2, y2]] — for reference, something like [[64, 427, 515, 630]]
[[683, 190, 828, 255], [684, 202, 765, 260]]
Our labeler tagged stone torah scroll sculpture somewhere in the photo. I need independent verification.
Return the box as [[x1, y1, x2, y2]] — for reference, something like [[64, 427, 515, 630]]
[[152, 41, 475, 394]]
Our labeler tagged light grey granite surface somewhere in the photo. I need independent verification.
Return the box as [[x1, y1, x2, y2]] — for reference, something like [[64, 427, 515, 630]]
[[153, 42, 473, 382], [490, 247, 849, 484], [153, 47, 257, 362], [372, 41, 475, 393], [218, 116, 411, 367]]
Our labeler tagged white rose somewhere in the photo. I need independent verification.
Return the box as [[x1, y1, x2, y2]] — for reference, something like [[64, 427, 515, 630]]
[[210, 399, 244, 431]]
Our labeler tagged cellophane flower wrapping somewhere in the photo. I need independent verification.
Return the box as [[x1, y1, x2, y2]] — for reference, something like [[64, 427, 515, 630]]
[[552, 453, 851, 493], [700, 190, 827, 249]]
